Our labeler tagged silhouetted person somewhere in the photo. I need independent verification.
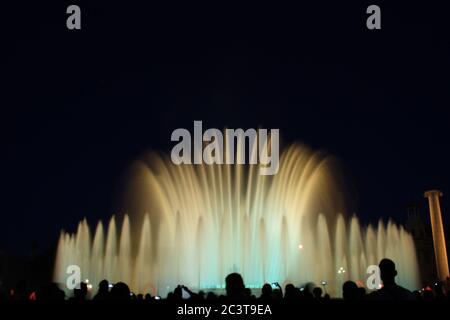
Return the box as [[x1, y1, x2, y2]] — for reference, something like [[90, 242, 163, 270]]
[[244, 288, 255, 300], [272, 282, 282, 296], [343, 281, 359, 300], [225, 273, 247, 300], [259, 283, 272, 301], [357, 286, 366, 299], [272, 288, 283, 300], [109, 282, 130, 301], [312, 287, 323, 300], [93, 279, 109, 301], [284, 284, 298, 301], [36, 283, 65, 301], [300, 289, 314, 300], [70, 282, 88, 301], [301, 283, 314, 300], [144, 293, 152, 301], [173, 285, 183, 300], [369, 258, 415, 300]]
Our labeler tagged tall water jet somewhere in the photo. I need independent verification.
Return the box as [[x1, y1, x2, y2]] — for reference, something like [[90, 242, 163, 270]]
[[54, 143, 420, 297]]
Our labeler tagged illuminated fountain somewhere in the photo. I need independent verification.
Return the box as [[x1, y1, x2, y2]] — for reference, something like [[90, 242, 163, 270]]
[[54, 143, 420, 297]]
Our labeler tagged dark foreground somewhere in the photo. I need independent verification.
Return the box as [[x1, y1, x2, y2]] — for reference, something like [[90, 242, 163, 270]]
[[2, 300, 450, 319]]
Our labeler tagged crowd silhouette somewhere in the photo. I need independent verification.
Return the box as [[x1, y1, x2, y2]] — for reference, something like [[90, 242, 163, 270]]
[[1, 259, 450, 303]]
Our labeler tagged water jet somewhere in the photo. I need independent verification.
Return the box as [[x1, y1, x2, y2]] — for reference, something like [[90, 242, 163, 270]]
[[54, 143, 420, 297]]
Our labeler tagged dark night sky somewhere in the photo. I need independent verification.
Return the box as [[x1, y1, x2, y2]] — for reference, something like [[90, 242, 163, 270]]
[[2, 1, 450, 256]]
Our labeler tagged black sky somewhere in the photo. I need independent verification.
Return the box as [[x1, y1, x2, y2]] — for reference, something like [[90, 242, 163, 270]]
[[2, 1, 450, 255]]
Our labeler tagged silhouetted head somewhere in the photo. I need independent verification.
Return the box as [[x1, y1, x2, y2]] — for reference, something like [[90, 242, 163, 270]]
[[110, 282, 130, 301], [261, 283, 272, 296], [174, 285, 183, 299], [284, 283, 297, 300], [285, 284, 295, 292], [98, 280, 109, 293], [225, 273, 245, 299], [37, 283, 65, 301], [73, 282, 88, 300], [342, 281, 358, 300], [312, 287, 322, 299], [379, 258, 397, 285], [272, 288, 283, 300]]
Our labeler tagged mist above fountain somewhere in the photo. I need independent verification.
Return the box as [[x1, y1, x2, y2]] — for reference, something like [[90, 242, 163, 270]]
[[54, 143, 420, 297]]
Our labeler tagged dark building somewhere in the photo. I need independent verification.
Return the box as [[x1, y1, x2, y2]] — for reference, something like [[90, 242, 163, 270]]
[[0, 245, 55, 299]]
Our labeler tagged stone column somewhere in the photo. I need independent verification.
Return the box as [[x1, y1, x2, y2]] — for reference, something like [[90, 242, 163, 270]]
[[424, 190, 449, 281]]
